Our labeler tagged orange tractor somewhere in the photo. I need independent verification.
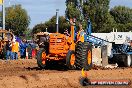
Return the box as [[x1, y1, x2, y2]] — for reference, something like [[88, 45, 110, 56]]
[[36, 10, 92, 70]]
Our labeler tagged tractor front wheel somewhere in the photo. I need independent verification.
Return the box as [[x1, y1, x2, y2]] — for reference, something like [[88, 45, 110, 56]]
[[66, 50, 76, 70], [37, 48, 47, 69]]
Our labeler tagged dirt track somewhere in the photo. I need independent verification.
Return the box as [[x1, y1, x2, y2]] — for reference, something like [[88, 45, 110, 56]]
[[0, 59, 132, 88]]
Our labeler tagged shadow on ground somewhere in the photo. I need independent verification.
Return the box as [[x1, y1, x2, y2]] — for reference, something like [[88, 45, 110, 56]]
[[26, 62, 69, 71]]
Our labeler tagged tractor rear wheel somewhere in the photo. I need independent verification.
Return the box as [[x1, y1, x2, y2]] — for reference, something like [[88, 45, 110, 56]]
[[66, 50, 76, 70], [75, 42, 92, 70], [37, 48, 47, 69]]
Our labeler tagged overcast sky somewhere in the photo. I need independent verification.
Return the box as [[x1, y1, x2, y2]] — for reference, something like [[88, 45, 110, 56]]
[[1, 0, 132, 28]]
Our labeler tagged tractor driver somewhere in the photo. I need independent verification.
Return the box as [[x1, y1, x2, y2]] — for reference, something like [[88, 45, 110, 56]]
[[77, 23, 85, 42]]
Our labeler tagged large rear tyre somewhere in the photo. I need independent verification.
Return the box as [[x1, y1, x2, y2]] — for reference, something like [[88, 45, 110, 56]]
[[66, 50, 76, 70], [75, 42, 92, 70], [37, 48, 47, 69], [124, 54, 132, 67]]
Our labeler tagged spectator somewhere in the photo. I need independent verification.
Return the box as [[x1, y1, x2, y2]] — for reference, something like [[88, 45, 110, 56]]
[[5, 40, 12, 60], [10, 37, 20, 60], [32, 46, 36, 59], [20, 39, 28, 59], [26, 43, 32, 59], [1, 40, 6, 60]]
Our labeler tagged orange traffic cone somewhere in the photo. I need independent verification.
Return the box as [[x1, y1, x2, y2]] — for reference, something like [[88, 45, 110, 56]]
[[26, 49, 28, 59], [82, 68, 88, 78]]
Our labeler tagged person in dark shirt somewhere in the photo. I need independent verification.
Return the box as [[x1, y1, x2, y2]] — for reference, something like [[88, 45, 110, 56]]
[[20, 39, 28, 59], [6, 40, 12, 60]]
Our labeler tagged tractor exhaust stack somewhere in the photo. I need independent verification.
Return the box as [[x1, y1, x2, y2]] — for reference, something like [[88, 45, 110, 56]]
[[56, 9, 59, 33]]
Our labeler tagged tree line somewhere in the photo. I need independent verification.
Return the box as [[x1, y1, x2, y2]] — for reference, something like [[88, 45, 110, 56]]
[[0, 0, 132, 38], [33, 0, 132, 34]]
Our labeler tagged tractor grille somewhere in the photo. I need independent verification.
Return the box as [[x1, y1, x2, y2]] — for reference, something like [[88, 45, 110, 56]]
[[49, 33, 66, 54], [50, 38, 64, 50]]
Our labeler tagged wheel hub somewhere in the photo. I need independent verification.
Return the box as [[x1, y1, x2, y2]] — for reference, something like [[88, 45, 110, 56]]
[[87, 50, 92, 65], [70, 54, 75, 65], [42, 52, 46, 64]]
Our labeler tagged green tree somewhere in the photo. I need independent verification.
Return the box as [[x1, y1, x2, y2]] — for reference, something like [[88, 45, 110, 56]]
[[32, 23, 46, 34], [83, 0, 110, 32], [99, 13, 116, 32], [32, 16, 69, 34], [65, 0, 80, 21], [5, 5, 30, 36], [66, 0, 111, 32], [110, 6, 132, 24], [23, 28, 32, 40], [110, 6, 132, 31]]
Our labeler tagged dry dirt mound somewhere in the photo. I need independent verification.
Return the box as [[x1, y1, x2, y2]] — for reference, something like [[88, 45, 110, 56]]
[[0, 59, 131, 88]]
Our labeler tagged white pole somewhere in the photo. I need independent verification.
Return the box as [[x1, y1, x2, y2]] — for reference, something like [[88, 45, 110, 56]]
[[46, 28, 47, 32], [2, 0, 5, 30]]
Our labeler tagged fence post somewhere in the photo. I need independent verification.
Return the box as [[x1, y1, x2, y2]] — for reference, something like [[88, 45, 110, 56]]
[[101, 45, 108, 67]]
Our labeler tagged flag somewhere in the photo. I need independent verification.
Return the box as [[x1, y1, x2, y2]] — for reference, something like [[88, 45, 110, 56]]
[[0, 0, 3, 5]]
